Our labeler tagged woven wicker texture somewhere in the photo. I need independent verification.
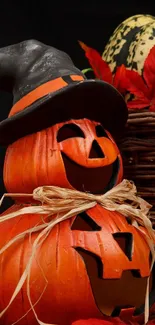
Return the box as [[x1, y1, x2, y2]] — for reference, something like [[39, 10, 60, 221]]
[[119, 110, 155, 224]]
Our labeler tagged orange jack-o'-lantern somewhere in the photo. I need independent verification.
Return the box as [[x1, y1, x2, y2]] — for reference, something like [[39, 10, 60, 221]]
[[4, 119, 123, 195], [0, 203, 153, 325]]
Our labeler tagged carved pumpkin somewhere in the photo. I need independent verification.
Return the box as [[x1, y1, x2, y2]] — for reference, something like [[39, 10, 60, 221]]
[[3, 119, 123, 195], [0, 203, 153, 325]]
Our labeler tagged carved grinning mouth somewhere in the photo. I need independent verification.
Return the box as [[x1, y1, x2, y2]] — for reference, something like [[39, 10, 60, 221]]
[[61, 152, 119, 194], [71, 212, 154, 318], [75, 248, 150, 317]]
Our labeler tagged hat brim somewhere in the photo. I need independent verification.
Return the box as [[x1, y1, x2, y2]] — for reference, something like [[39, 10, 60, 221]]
[[0, 79, 128, 146]]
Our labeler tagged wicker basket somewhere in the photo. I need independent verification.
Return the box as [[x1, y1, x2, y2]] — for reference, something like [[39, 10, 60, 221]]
[[118, 109, 155, 223]]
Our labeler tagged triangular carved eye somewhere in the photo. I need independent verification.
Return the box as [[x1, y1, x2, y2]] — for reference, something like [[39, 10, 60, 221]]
[[71, 212, 101, 231], [89, 140, 105, 159], [113, 232, 133, 261]]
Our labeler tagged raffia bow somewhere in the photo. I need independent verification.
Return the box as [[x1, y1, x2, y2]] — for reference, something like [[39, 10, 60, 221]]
[[0, 179, 154, 325]]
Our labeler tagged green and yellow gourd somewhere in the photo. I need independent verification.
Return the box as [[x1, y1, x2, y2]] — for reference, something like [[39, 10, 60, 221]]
[[102, 14, 155, 229], [102, 14, 155, 75]]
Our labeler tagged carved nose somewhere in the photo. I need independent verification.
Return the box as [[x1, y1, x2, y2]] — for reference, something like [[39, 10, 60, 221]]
[[89, 140, 105, 159]]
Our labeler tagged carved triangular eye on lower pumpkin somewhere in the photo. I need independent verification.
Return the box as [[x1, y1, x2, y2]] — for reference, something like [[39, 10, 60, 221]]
[[71, 212, 101, 231], [112, 232, 133, 261]]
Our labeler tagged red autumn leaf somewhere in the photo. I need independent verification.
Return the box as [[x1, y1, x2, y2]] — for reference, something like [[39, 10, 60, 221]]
[[71, 318, 139, 325], [127, 99, 150, 109], [121, 69, 149, 100], [150, 103, 155, 111], [78, 41, 90, 53], [79, 40, 155, 111], [71, 320, 113, 325], [121, 45, 155, 111], [79, 41, 113, 84], [143, 45, 155, 91], [113, 65, 128, 94], [79, 42, 127, 96]]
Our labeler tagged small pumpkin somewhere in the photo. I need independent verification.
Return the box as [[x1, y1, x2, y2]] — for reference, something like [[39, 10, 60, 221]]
[[102, 14, 155, 75], [0, 203, 153, 325], [4, 118, 122, 195]]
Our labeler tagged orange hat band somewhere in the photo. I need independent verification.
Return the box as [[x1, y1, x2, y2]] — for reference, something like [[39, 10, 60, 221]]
[[9, 75, 84, 117]]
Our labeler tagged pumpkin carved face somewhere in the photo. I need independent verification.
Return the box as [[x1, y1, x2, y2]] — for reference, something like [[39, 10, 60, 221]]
[[0, 204, 153, 325], [4, 118, 122, 194]]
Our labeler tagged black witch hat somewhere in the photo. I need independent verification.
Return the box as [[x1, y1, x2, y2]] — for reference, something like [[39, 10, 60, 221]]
[[0, 39, 128, 145]]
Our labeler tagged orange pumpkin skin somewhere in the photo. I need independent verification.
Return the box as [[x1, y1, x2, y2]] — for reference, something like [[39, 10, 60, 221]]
[[3, 119, 123, 195], [0, 203, 152, 325]]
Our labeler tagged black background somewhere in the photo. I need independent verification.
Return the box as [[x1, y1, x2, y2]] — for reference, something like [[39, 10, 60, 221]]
[[0, 0, 155, 212]]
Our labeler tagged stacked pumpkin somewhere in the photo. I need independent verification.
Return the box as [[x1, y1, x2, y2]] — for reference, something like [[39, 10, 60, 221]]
[[0, 40, 154, 325]]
